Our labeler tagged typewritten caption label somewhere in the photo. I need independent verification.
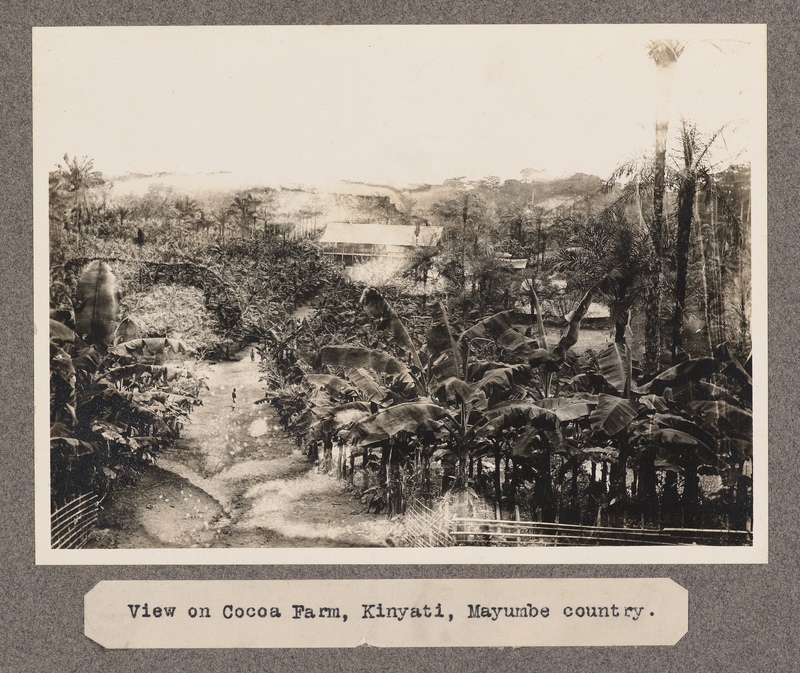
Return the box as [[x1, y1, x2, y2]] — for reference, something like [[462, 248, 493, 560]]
[[85, 578, 687, 648]]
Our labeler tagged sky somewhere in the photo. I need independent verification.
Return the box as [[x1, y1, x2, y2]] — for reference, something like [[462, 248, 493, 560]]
[[33, 24, 765, 189]]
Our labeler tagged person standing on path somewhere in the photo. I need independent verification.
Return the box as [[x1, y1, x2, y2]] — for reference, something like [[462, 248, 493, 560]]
[[231, 387, 237, 411], [250, 348, 255, 362]]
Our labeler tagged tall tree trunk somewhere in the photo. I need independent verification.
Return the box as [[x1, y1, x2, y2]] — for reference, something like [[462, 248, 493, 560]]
[[614, 300, 630, 344], [647, 40, 683, 373], [706, 197, 726, 348], [644, 272, 662, 374], [696, 210, 715, 353], [671, 143, 696, 362]]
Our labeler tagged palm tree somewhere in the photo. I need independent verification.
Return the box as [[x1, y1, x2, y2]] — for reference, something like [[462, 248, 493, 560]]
[[211, 206, 230, 245], [49, 171, 72, 246], [434, 189, 489, 296], [173, 196, 200, 223], [172, 196, 202, 243], [403, 245, 439, 309], [396, 192, 419, 227], [56, 154, 105, 243], [672, 123, 707, 359], [550, 209, 650, 344], [228, 193, 261, 239], [646, 40, 684, 372], [112, 204, 132, 229]]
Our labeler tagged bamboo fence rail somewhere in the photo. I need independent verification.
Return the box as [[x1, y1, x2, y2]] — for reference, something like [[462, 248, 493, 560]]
[[51, 492, 98, 550]]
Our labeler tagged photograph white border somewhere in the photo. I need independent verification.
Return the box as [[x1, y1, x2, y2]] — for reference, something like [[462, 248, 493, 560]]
[[33, 23, 768, 565]]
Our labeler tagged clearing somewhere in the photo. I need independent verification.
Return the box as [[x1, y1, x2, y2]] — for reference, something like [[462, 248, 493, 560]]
[[90, 350, 392, 549]]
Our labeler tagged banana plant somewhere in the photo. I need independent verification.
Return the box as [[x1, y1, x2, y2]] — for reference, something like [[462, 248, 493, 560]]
[[73, 260, 118, 348], [303, 282, 624, 517], [50, 261, 197, 509]]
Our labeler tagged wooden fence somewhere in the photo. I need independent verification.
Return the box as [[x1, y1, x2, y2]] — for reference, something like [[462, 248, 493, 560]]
[[395, 499, 453, 548], [449, 518, 752, 547], [51, 492, 99, 550]]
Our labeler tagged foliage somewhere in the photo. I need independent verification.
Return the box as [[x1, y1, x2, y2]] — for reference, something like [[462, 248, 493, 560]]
[[48, 153, 754, 538], [259, 277, 753, 533], [549, 209, 650, 343], [50, 263, 201, 509]]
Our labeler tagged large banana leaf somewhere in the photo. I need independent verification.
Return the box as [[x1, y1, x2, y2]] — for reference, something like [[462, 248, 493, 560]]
[[426, 301, 462, 380], [71, 344, 103, 374], [91, 419, 127, 442], [480, 401, 558, 437], [597, 342, 631, 395], [692, 381, 740, 404], [465, 360, 503, 381], [73, 260, 118, 347], [313, 401, 374, 435], [527, 348, 557, 368], [510, 428, 545, 460], [651, 428, 722, 469], [350, 402, 451, 444], [535, 394, 600, 409], [360, 288, 422, 369], [319, 345, 409, 377], [550, 401, 596, 423], [110, 337, 190, 365], [330, 401, 373, 426], [510, 424, 565, 459], [102, 363, 187, 382], [637, 394, 670, 412], [529, 285, 548, 349], [589, 394, 639, 436], [432, 376, 480, 405], [114, 316, 140, 344], [533, 396, 598, 423], [472, 363, 534, 397], [688, 400, 753, 439], [650, 413, 718, 450], [51, 436, 95, 458], [306, 373, 357, 399], [458, 310, 536, 362], [566, 372, 618, 395], [637, 357, 717, 396], [345, 368, 389, 404], [49, 319, 77, 351]]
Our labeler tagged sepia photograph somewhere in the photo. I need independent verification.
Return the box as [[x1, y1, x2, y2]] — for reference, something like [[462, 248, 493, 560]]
[[34, 24, 767, 563]]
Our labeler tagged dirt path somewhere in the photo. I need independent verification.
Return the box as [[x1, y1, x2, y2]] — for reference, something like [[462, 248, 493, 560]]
[[91, 350, 392, 549]]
